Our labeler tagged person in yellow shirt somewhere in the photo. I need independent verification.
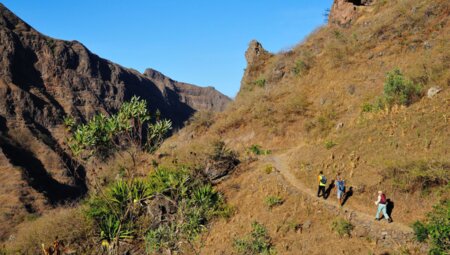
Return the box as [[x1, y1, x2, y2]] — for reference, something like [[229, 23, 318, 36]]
[[317, 171, 327, 198]]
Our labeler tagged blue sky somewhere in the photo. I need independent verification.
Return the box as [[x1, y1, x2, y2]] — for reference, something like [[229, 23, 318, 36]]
[[2, 0, 333, 97]]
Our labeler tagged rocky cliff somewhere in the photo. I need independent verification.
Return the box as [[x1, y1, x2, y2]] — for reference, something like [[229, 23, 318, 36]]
[[0, 3, 230, 238], [329, 0, 373, 26]]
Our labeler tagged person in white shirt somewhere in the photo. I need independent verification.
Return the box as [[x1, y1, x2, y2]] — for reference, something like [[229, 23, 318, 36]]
[[374, 190, 392, 223]]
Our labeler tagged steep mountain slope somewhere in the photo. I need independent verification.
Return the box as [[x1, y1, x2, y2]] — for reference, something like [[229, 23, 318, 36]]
[[0, 3, 230, 240], [159, 0, 449, 253], [143, 68, 230, 112]]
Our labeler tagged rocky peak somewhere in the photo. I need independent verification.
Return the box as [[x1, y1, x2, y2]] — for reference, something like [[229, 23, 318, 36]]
[[143, 68, 168, 83], [245, 40, 270, 66], [329, 0, 373, 26]]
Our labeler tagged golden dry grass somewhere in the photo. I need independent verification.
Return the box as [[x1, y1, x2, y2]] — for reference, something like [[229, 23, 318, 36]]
[[4, 207, 93, 255]]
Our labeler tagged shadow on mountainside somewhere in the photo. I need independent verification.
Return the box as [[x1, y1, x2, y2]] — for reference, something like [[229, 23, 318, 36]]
[[0, 116, 86, 204], [341, 186, 353, 207]]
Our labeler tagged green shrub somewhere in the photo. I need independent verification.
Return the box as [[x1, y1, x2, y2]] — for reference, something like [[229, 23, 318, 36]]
[[362, 69, 423, 112], [383, 69, 422, 107], [362, 102, 374, 112], [264, 165, 273, 174], [315, 109, 337, 135], [249, 144, 272, 155], [324, 140, 337, 149], [87, 167, 229, 253], [67, 96, 172, 159], [86, 179, 151, 244], [292, 59, 309, 76], [265, 196, 284, 209], [331, 218, 353, 237], [234, 221, 276, 255], [412, 221, 428, 242], [412, 201, 449, 254], [254, 78, 266, 88], [145, 224, 178, 253]]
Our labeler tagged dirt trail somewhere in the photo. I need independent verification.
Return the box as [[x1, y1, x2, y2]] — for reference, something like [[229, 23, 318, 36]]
[[265, 152, 418, 246]]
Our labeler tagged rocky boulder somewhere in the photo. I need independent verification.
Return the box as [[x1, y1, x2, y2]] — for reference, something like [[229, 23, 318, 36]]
[[329, 0, 373, 26]]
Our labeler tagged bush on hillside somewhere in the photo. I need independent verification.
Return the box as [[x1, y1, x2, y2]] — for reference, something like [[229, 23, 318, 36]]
[[412, 200, 449, 255], [324, 140, 337, 149], [362, 69, 423, 112], [248, 144, 272, 156], [265, 195, 284, 209], [331, 218, 354, 237], [254, 78, 266, 88], [86, 167, 229, 254], [383, 69, 423, 107], [66, 96, 172, 160], [292, 59, 309, 76], [234, 221, 276, 255]]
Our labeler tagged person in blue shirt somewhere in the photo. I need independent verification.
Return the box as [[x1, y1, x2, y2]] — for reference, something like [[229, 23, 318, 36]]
[[336, 175, 345, 206]]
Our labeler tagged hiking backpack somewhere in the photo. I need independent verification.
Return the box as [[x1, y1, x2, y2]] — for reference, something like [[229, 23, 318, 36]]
[[320, 175, 327, 184], [380, 194, 387, 204], [337, 180, 345, 191]]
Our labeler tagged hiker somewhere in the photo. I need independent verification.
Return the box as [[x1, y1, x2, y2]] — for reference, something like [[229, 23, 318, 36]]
[[336, 175, 345, 206], [317, 171, 327, 198], [374, 191, 392, 223]]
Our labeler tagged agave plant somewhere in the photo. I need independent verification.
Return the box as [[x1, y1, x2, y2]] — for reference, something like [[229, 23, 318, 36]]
[[66, 96, 172, 160]]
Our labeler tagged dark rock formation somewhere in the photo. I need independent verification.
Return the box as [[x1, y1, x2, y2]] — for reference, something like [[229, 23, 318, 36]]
[[0, 3, 230, 238], [329, 0, 373, 26]]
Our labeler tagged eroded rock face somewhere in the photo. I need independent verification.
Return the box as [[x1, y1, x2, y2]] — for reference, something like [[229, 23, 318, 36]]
[[329, 0, 373, 26], [239, 40, 272, 92], [245, 40, 270, 66], [0, 3, 230, 238]]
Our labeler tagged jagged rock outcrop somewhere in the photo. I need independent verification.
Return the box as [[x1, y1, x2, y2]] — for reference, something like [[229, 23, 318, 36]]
[[239, 40, 272, 93], [143, 68, 230, 112], [0, 3, 230, 239], [329, 0, 373, 26]]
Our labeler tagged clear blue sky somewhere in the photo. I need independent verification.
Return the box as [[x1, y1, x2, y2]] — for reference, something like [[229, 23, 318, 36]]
[[2, 0, 333, 97]]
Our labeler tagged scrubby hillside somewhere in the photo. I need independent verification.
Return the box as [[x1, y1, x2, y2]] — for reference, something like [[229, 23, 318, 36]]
[[0, 2, 230, 241], [159, 0, 449, 253], [1, 0, 448, 254]]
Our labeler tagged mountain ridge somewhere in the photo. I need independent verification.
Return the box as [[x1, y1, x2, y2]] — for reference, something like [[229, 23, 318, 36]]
[[0, 2, 230, 240]]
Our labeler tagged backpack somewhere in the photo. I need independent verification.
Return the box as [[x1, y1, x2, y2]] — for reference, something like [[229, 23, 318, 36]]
[[337, 180, 345, 191], [380, 194, 387, 204], [320, 175, 327, 184]]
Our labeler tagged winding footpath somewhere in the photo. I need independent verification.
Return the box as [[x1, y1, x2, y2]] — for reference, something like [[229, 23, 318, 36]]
[[266, 153, 423, 250]]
